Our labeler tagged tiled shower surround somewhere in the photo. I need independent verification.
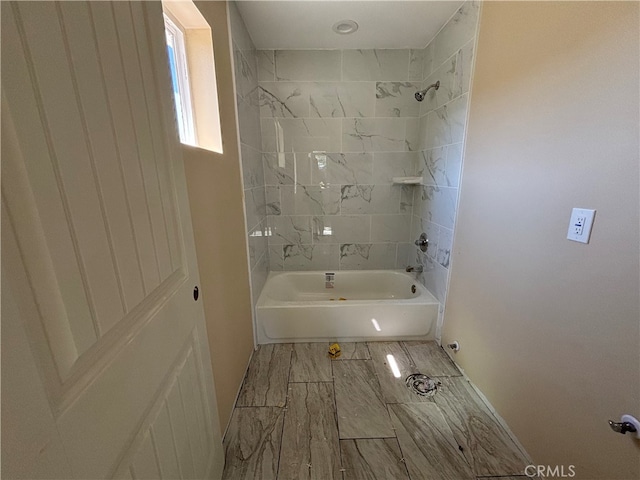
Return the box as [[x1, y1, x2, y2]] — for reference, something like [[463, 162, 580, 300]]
[[230, 1, 479, 309], [229, 3, 268, 314], [258, 48, 421, 271], [410, 1, 479, 304]]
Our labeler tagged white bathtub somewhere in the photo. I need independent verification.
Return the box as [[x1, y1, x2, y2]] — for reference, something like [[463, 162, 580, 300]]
[[256, 270, 439, 344]]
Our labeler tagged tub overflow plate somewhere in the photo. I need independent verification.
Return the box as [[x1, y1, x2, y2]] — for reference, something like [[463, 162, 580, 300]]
[[405, 373, 440, 397]]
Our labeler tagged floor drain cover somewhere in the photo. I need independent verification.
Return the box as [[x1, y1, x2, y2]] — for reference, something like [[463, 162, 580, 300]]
[[405, 373, 440, 397]]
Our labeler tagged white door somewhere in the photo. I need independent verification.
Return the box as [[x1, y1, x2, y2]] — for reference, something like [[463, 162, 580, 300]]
[[1, 1, 224, 478]]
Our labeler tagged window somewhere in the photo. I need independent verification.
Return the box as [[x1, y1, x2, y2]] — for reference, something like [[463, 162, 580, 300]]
[[162, 1, 223, 153], [164, 14, 196, 146]]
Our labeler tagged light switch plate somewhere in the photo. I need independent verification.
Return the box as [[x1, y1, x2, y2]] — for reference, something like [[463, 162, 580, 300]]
[[567, 208, 596, 243]]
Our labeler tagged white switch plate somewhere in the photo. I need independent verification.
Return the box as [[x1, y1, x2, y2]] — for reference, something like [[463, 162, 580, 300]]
[[567, 208, 596, 243]]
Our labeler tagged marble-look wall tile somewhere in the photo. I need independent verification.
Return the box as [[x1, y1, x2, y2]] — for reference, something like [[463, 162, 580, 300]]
[[417, 143, 465, 189], [422, 94, 469, 150], [237, 93, 262, 151], [254, 47, 435, 273], [313, 215, 370, 244], [342, 49, 410, 81], [309, 82, 376, 118], [282, 244, 340, 271], [269, 245, 284, 271], [404, 117, 421, 152], [280, 185, 341, 215], [333, 360, 395, 438], [267, 215, 313, 246], [412, 249, 448, 303], [371, 152, 418, 184], [375, 82, 420, 118], [233, 46, 257, 101], [228, 2, 254, 55], [418, 146, 448, 187], [400, 185, 414, 213], [257, 50, 275, 81], [436, 226, 453, 268], [388, 403, 475, 480], [370, 215, 411, 243], [265, 186, 281, 215], [289, 343, 332, 382], [340, 439, 409, 480], [278, 383, 342, 479], [341, 185, 401, 215], [259, 82, 310, 118], [230, 10, 270, 317], [245, 186, 266, 232], [453, 39, 475, 97], [222, 407, 284, 480], [339, 243, 397, 270], [444, 143, 463, 188], [275, 50, 342, 81], [419, 55, 457, 116], [263, 152, 312, 186], [310, 152, 373, 186], [248, 221, 268, 270], [431, 1, 480, 70], [422, 42, 435, 80], [251, 252, 269, 308], [261, 118, 342, 153], [409, 48, 425, 82], [418, 185, 458, 230], [396, 242, 411, 269], [241, 144, 264, 189], [236, 344, 292, 407], [342, 118, 407, 153], [406, 2, 478, 304]]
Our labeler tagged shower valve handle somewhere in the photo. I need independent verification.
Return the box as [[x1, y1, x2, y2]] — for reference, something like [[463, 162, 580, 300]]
[[415, 233, 429, 252]]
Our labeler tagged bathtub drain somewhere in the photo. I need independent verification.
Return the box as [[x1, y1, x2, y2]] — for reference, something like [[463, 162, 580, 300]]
[[405, 373, 440, 397]]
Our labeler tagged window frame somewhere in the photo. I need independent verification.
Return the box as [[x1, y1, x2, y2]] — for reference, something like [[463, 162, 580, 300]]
[[163, 13, 197, 146]]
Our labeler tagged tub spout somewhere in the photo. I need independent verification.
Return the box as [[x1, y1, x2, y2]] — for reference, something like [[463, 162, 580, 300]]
[[406, 265, 423, 273]]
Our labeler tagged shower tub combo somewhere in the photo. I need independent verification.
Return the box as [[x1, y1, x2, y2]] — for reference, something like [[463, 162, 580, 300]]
[[256, 270, 439, 344]]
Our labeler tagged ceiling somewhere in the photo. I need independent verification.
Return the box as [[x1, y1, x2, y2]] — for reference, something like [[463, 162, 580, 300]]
[[235, 1, 465, 49]]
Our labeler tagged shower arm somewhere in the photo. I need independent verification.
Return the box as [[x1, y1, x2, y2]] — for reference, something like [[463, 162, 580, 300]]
[[415, 80, 440, 102]]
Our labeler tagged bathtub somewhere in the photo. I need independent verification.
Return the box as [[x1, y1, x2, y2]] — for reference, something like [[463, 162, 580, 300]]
[[256, 270, 439, 344]]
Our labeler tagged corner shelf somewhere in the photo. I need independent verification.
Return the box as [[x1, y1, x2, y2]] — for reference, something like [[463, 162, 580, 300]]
[[392, 176, 423, 185]]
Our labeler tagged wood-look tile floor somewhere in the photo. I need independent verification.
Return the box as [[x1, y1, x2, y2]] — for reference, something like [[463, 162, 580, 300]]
[[223, 341, 530, 480]]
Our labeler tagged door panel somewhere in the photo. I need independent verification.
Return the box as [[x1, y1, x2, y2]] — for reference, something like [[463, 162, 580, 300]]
[[1, 1, 223, 478]]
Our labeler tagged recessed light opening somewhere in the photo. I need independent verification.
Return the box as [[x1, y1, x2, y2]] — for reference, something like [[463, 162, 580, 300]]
[[332, 19, 359, 35]]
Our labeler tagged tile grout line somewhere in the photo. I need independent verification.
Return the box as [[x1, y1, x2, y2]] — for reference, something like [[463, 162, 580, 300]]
[[329, 347, 346, 480], [273, 346, 294, 479]]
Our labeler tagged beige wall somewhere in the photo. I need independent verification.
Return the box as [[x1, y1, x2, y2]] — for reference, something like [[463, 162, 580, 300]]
[[444, 2, 640, 478], [182, 1, 254, 434]]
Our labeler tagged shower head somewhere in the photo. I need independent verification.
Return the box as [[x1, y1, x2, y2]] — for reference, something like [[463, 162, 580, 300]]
[[415, 80, 440, 102]]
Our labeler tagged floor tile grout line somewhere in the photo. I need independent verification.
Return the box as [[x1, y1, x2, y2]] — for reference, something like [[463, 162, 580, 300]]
[[288, 380, 334, 383], [274, 345, 294, 479], [385, 404, 413, 480], [330, 353, 346, 480]]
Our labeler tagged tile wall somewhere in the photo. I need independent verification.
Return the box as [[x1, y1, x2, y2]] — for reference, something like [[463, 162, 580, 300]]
[[409, 1, 480, 306], [229, 3, 268, 316], [230, 0, 480, 315], [258, 48, 422, 270]]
